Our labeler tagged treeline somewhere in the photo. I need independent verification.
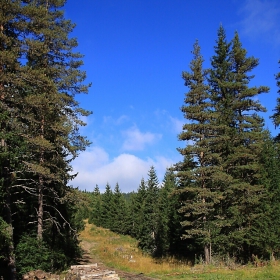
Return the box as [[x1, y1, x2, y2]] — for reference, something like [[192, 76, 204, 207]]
[[84, 26, 280, 265], [83, 167, 183, 257], [0, 1, 90, 279]]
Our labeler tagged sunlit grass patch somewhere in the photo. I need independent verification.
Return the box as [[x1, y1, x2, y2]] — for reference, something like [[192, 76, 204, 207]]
[[79, 220, 280, 280]]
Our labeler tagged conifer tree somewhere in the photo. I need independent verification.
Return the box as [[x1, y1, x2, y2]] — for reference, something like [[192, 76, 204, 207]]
[[89, 185, 102, 227], [129, 178, 147, 239], [111, 183, 129, 234], [251, 133, 280, 260], [100, 184, 113, 229], [211, 31, 268, 260], [1, 0, 91, 275], [138, 166, 159, 254], [175, 40, 218, 264], [0, 1, 28, 277], [17, 0, 91, 241], [155, 168, 178, 256]]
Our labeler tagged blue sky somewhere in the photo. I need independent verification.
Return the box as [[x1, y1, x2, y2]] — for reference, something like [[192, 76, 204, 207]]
[[66, 0, 280, 193]]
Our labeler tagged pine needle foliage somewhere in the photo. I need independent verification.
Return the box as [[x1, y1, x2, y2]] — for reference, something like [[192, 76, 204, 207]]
[[175, 27, 269, 263]]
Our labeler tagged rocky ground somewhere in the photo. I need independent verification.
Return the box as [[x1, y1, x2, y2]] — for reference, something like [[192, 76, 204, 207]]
[[77, 240, 159, 280]]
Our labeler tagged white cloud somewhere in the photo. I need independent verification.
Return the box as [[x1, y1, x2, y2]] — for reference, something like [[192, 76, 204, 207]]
[[71, 146, 177, 193], [121, 126, 162, 151], [238, 0, 280, 44], [74, 146, 109, 170], [169, 116, 184, 134]]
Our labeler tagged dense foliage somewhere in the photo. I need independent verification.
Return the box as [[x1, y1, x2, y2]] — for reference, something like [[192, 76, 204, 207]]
[[0, 0, 90, 278]]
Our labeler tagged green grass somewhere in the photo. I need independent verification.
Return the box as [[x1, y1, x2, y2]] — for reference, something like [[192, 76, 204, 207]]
[[80, 221, 280, 280]]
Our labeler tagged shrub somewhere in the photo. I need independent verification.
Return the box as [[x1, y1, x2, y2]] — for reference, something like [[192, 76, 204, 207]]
[[15, 235, 53, 276]]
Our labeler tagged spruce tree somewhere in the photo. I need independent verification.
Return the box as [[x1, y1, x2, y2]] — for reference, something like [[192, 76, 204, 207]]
[[155, 168, 178, 257], [138, 166, 159, 255], [175, 40, 219, 264], [129, 178, 147, 239], [251, 133, 280, 260], [100, 184, 113, 229], [111, 183, 129, 234], [89, 185, 102, 227], [212, 31, 268, 260]]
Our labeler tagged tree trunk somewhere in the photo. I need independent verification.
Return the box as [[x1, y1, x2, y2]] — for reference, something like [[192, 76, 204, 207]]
[[37, 117, 45, 240], [37, 176, 44, 239], [204, 244, 210, 265]]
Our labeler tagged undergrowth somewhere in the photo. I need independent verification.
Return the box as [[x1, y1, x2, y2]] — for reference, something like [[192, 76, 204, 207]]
[[79, 221, 280, 279]]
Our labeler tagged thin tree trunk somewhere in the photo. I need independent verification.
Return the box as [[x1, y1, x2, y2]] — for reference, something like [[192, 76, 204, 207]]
[[37, 176, 44, 239], [37, 117, 45, 240]]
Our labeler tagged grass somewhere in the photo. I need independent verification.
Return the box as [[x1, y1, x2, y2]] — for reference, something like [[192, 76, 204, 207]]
[[79, 221, 280, 279]]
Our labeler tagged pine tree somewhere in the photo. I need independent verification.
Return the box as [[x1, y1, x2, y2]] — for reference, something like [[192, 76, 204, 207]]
[[17, 0, 91, 241], [0, 1, 28, 277], [175, 40, 219, 264], [212, 31, 268, 260], [100, 184, 113, 229], [138, 166, 159, 255], [155, 168, 178, 257], [111, 183, 129, 234], [1, 0, 91, 275], [129, 178, 147, 239], [89, 185, 102, 227]]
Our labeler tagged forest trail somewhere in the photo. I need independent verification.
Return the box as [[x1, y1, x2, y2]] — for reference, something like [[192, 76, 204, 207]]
[[78, 222, 159, 280]]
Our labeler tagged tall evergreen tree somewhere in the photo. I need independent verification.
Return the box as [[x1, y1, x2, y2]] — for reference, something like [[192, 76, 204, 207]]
[[175, 27, 269, 263], [175, 40, 219, 264], [111, 183, 129, 234], [129, 178, 147, 239], [138, 166, 159, 255], [18, 0, 91, 241], [89, 185, 102, 227], [0, 1, 29, 277], [155, 168, 178, 257], [0, 0, 91, 276], [211, 31, 268, 260], [100, 184, 113, 229]]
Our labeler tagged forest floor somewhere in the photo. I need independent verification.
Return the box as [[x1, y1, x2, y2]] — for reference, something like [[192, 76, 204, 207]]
[[78, 221, 280, 280]]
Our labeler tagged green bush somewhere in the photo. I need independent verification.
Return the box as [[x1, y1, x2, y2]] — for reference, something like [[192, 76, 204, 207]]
[[15, 235, 53, 276]]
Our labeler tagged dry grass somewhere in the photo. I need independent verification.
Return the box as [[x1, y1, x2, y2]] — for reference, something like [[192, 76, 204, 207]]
[[79, 221, 280, 279], [79, 221, 189, 275]]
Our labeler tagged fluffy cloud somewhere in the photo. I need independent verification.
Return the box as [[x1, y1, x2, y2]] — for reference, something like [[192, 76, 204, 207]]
[[70, 146, 176, 193], [121, 126, 162, 151]]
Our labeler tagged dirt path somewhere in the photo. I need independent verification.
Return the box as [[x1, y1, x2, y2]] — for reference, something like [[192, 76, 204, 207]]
[[78, 239, 159, 280]]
